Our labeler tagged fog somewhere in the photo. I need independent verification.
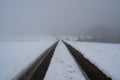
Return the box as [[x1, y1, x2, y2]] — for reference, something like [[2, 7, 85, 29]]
[[0, 0, 120, 41]]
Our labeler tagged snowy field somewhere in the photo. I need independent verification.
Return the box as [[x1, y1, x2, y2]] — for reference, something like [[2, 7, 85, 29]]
[[0, 38, 56, 80], [1, 38, 120, 80], [67, 41, 120, 80]]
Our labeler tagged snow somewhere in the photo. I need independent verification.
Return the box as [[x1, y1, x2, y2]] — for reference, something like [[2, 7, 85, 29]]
[[44, 41, 86, 80], [67, 41, 120, 80], [0, 38, 56, 80], [1, 38, 120, 80]]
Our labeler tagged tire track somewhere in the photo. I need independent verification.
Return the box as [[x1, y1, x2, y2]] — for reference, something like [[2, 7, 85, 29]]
[[15, 41, 58, 80], [63, 41, 112, 80]]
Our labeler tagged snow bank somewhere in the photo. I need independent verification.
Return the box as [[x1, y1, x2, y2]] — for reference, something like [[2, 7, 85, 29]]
[[0, 39, 56, 80], [67, 41, 120, 80]]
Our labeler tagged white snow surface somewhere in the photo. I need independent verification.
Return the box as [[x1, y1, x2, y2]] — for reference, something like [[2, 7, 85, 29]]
[[0, 39, 56, 80], [67, 41, 120, 80], [44, 41, 86, 80]]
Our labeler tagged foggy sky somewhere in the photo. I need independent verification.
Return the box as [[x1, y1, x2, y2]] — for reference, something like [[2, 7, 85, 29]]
[[0, 0, 120, 38]]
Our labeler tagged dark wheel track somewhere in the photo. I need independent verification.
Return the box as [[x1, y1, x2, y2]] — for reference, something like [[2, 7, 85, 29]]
[[63, 41, 112, 80], [15, 41, 58, 80]]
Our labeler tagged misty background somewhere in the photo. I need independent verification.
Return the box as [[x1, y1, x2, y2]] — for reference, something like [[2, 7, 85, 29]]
[[0, 0, 120, 42]]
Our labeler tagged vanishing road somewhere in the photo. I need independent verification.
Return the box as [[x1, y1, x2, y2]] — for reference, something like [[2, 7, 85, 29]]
[[15, 41, 111, 80]]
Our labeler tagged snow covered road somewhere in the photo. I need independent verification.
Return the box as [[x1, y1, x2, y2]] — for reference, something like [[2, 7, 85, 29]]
[[13, 41, 112, 80]]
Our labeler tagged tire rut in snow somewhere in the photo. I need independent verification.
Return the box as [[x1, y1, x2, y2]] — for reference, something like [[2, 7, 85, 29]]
[[63, 41, 112, 80], [15, 41, 58, 80]]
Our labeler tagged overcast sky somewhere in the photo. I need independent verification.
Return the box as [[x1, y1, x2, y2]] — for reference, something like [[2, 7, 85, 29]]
[[0, 0, 120, 38]]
